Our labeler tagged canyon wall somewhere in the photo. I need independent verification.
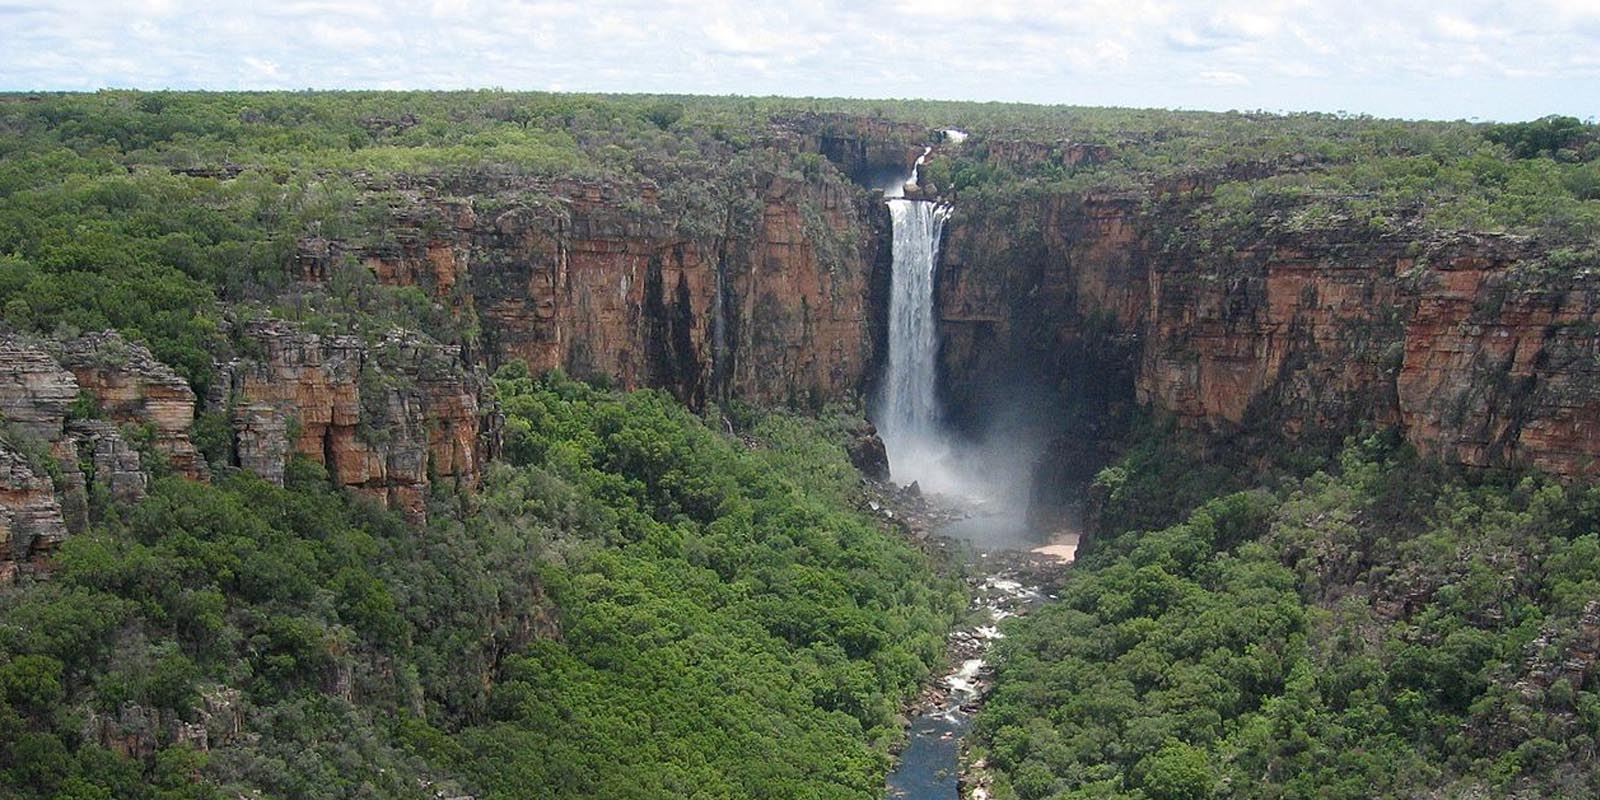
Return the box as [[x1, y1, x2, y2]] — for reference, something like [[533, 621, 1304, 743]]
[[317, 168, 892, 410], [7, 118, 1596, 581], [0, 121, 917, 579], [938, 177, 1600, 479]]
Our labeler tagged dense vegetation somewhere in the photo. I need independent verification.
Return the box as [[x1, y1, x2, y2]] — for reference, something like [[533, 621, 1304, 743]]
[[917, 106, 1600, 243], [0, 91, 870, 390], [0, 371, 957, 799], [4, 90, 1599, 798], [974, 429, 1600, 799]]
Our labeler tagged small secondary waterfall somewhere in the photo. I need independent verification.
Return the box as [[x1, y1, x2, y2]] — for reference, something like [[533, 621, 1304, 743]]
[[879, 149, 953, 489]]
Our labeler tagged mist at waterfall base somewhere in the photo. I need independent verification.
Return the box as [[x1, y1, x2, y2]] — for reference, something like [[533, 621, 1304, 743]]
[[879, 380, 1058, 550], [874, 157, 1051, 551]]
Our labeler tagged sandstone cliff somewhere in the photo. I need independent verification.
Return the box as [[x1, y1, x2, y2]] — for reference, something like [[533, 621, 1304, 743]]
[[52, 332, 205, 480], [308, 167, 890, 410], [0, 441, 69, 582], [0, 323, 497, 577], [938, 171, 1600, 480], [212, 320, 495, 520]]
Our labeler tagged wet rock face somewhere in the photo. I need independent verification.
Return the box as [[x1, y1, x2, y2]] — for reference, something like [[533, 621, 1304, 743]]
[[845, 421, 890, 481], [940, 183, 1600, 479], [214, 320, 495, 521]]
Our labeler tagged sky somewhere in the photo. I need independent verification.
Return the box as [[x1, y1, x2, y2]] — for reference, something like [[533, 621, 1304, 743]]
[[0, 0, 1597, 122]]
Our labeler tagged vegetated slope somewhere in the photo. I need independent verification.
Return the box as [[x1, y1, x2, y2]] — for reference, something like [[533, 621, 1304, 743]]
[[0, 368, 958, 799], [974, 426, 1600, 800]]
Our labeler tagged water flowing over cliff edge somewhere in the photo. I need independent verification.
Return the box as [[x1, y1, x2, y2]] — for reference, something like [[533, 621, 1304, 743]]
[[878, 148, 958, 494]]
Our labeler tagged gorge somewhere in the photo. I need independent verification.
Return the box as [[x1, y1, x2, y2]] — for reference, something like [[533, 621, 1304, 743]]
[[1, 93, 1598, 800]]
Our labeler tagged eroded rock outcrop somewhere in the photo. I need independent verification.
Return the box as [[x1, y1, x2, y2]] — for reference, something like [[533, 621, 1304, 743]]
[[0, 441, 68, 582], [67, 421, 148, 504], [213, 320, 495, 520], [0, 334, 178, 576], [53, 331, 205, 480], [0, 322, 497, 574], [0, 337, 80, 451]]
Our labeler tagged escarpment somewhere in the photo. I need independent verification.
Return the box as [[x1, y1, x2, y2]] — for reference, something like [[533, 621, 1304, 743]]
[[3, 113, 1598, 581], [310, 168, 888, 409], [938, 170, 1600, 480]]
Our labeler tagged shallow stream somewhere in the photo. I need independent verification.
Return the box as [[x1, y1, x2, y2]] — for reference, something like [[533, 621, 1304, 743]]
[[885, 507, 1075, 799]]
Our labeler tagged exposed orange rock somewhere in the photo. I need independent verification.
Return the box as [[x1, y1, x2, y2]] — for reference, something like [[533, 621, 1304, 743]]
[[214, 320, 495, 521], [54, 331, 204, 480], [337, 171, 882, 409], [941, 182, 1600, 479], [0, 334, 168, 577]]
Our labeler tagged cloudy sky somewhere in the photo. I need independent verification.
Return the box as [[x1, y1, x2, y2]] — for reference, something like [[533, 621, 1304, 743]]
[[1, 0, 1596, 121]]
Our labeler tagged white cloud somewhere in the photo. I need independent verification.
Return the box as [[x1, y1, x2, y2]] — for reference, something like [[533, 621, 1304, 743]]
[[1197, 69, 1249, 86], [0, 0, 1592, 120], [1209, 9, 1279, 40], [1433, 14, 1499, 42], [307, 21, 382, 49], [243, 56, 280, 78]]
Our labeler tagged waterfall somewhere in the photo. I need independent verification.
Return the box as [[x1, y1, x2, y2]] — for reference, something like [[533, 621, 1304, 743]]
[[878, 152, 954, 490], [711, 243, 728, 397]]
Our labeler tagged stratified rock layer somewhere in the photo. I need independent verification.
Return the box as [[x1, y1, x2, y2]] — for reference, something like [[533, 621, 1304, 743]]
[[214, 320, 494, 520], [53, 331, 204, 480], [0, 324, 497, 576], [0, 441, 68, 582], [326, 170, 887, 410], [939, 179, 1600, 479]]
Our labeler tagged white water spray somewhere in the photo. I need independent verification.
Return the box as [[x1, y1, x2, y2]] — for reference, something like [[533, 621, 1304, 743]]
[[878, 148, 963, 493], [877, 145, 1044, 509]]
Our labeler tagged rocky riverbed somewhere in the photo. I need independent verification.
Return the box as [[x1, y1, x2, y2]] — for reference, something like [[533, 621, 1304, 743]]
[[877, 488, 1077, 800]]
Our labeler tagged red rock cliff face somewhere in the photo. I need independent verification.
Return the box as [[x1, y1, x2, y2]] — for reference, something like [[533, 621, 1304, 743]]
[[338, 170, 886, 409], [53, 332, 205, 480], [940, 183, 1600, 479], [0, 323, 496, 578], [0, 333, 177, 578]]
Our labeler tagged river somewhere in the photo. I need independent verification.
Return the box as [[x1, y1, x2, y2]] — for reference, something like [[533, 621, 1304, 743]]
[[885, 506, 1077, 800]]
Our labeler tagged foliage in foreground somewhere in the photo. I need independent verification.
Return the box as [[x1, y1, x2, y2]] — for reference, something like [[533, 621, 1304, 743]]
[[977, 434, 1600, 799], [0, 370, 956, 799], [444, 368, 957, 798]]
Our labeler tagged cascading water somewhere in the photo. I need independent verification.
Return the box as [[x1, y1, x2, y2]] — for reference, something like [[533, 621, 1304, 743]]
[[879, 149, 956, 491], [878, 141, 1080, 800]]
